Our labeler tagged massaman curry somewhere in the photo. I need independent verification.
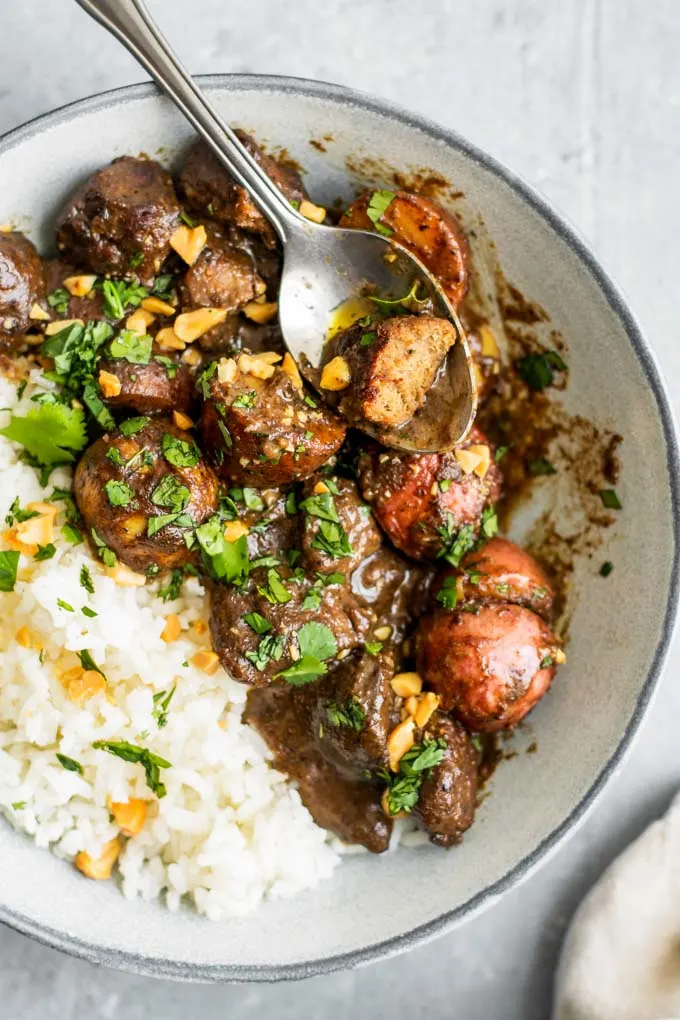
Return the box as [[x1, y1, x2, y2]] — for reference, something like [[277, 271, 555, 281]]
[[0, 133, 566, 852]]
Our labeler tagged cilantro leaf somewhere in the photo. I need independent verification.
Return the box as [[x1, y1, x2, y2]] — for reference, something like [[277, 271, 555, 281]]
[[436, 574, 459, 610], [517, 350, 567, 391], [151, 475, 190, 512], [0, 402, 87, 465], [109, 329, 153, 364], [366, 190, 395, 236], [92, 739, 171, 798], [56, 753, 83, 774], [0, 550, 20, 592], [256, 568, 292, 605], [599, 489, 622, 510], [195, 515, 249, 583], [162, 432, 200, 467], [275, 655, 329, 686], [245, 633, 286, 671], [104, 479, 135, 507], [327, 698, 365, 731], [244, 612, 272, 635], [298, 621, 337, 662], [119, 416, 150, 437]]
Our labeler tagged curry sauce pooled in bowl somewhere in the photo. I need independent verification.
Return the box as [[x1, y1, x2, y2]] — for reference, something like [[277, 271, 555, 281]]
[[0, 133, 596, 918]]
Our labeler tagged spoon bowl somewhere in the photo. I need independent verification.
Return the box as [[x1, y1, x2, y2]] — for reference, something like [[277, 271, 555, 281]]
[[74, 0, 476, 452]]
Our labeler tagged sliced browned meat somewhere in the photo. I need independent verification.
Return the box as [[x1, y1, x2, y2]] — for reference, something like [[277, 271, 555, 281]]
[[178, 132, 306, 248], [96, 346, 195, 416], [74, 417, 218, 574], [56, 157, 181, 283], [221, 485, 298, 563], [299, 475, 381, 577], [324, 315, 456, 429], [358, 425, 502, 561], [42, 257, 108, 323], [414, 713, 478, 847], [245, 684, 392, 853], [350, 547, 435, 645], [455, 536, 554, 619], [199, 357, 346, 486], [340, 190, 469, 308], [416, 601, 561, 731], [311, 649, 397, 780], [0, 232, 44, 348], [208, 564, 373, 686], [178, 225, 265, 311]]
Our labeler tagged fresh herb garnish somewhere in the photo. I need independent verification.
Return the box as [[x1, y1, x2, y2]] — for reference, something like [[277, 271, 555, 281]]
[[231, 391, 258, 410], [380, 737, 447, 815], [5, 498, 39, 527], [245, 633, 286, 671], [119, 416, 150, 437], [57, 598, 74, 612], [327, 697, 365, 731], [495, 445, 510, 462], [517, 350, 567, 391], [480, 505, 498, 539], [105, 447, 125, 466], [76, 650, 106, 678], [436, 574, 459, 609], [104, 479, 135, 507], [152, 685, 176, 728], [0, 402, 87, 466], [158, 567, 185, 602], [99, 279, 148, 319], [56, 753, 83, 774], [79, 565, 94, 594], [33, 543, 56, 562], [360, 331, 376, 347], [81, 606, 98, 618], [364, 641, 383, 656], [162, 432, 200, 467], [437, 517, 476, 567], [151, 475, 190, 512], [244, 612, 272, 635], [0, 550, 20, 592], [109, 329, 153, 365], [91, 527, 117, 568], [369, 278, 428, 312], [599, 489, 622, 510], [438, 479, 452, 493], [366, 190, 395, 236], [528, 457, 557, 477], [195, 515, 249, 583], [47, 287, 70, 316], [256, 568, 292, 605], [275, 621, 338, 686], [600, 560, 614, 577], [92, 739, 171, 798]]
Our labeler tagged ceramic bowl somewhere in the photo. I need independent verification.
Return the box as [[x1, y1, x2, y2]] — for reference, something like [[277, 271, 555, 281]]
[[0, 75, 677, 981]]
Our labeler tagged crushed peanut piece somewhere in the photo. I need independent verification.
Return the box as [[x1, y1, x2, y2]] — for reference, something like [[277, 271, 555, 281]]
[[414, 691, 440, 729], [75, 838, 121, 881], [29, 302, 50, 322], [554, 648, 567, 665], [479, 324, 500, 360], [191, 650, 220, 675], [238, 352, 276, 380], [182, 347, 202, 367], [466, 444, 490, 479], [391, 672, 423, 698], [169, 223, 207, 266], [454, 447, 484, 476], [111, 798, 147, 837], [155, 327, 185, 351], [243, 300, 278, 325], [63, 274, 97, 298], [126, 308, 155, 335], [281, 352, 303, 389], [161, 614, 182, 643], [374, 625, 392, 642], [15, 626, 34, 649], [172, 410, 194, 430], [388, 718, 416, 772], [174, 308, 228, 342], [224, 520, 249, 543], [44, 318, 84, 335], [404, 695, 419, 717], [312, 481, 330, 495], [320, 356, 351, 391], [217, 358, 238, 384], [193, 619, 208, 636], [299, 199, 327, 223], [69, 670, 106, 705], [141, 295, 176, 317], [98, 369, 122, 398]]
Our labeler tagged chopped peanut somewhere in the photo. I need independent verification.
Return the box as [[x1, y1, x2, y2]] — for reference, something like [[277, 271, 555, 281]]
[[29, 302, 51, 322], [44, 318, 84, 335], [466, 444, 490, 480], [111, 798, 147, 837], [320, 356, 351, 391], [172, 410, 194, 430], [281, 352, 303, 390], [238, 352, 276, 380], [193, 619, 208, 636], [299, 199, 327, 223], [15, 626, 34, 649], [254, 350, 283, 364], [479, 324, 500, 360], [191, 650, 220, 675], [454, 447, 484, 476], [63, 274, 98, 298], [2, 529, 33, 555], [98, 369, 122, 398], [141, 295, 176, 317], [182, 347, 202, 367], [174, 308, 228, 342], [0, 223, 12, 232], [404, 695, 419, 717], [104, 562, 147, 587], [312, 481, 330, 495], [161, 614, 182, 643], [59, 665, 84, 690], [75, 838, 121, 881], [374, 625, 392, 642], [391, 672, 423, 698], [243, 300, 278, 325], [126, 308, 155, 335], [169, 224, 207, 266], [224, 520, 249, 542], [217, 357, 238, 384], [414, 691, 440, 729], [554, 648, 567, 665], [69, 670, 106, 704], [155, 327, 185, 351], [388, 718, 416, 772]]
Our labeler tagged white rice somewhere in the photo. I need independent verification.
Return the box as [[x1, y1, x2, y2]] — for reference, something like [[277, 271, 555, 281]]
[[0, 369, 341, 919]]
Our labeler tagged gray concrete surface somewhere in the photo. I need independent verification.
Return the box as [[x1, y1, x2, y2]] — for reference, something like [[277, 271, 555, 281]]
[[1, 1, 679, 1017]]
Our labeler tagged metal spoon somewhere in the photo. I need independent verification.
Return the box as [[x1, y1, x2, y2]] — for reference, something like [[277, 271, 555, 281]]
[[74, 0, 476, 452]]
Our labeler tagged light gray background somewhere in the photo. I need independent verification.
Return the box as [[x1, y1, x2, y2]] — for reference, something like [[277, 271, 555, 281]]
[[1, 1, 678, 1017]]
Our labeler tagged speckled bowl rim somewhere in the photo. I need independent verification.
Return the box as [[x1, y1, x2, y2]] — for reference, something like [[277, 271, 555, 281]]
[[0, 73, 678, 983]]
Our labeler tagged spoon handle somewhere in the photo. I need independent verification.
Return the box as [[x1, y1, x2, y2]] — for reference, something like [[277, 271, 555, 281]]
[[74, 0, 298, 241]]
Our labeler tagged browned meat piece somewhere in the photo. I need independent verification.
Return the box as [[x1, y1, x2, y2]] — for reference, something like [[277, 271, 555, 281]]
[[208, 564, 373, 686], [454, 537, 554, 619], [42, 258, 108, 323], [324, 315, 456, 429], [351, 547, 435, 644], [340, 190, 469, 308], [0, 232, 44, 349], [178, 132, 306, 248], [358, 425, 502, 561], [74, 417, 219, 574], [222, 485, 298, 563], [56, 157, 181, 283], [199, 357, 346, 487], [311, 649, 397, 780], [245, 684, 392, 853], [414, 713, 478, 847], [178, 225, 265, 311], [416, 602, 561, 731], [299, 475, 381, 577], [96, 346, 195, 416]]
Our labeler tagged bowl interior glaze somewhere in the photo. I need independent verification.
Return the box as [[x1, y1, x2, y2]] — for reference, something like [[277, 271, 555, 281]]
[[0, 75, 677, 981]]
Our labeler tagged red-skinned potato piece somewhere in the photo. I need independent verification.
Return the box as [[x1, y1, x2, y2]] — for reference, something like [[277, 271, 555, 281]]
[[199, 358, 346, 486], [339, 190, 469, 308], [452, 537, 554, 619], [416, 602, 561, 731], [357, 425, 502, 561]]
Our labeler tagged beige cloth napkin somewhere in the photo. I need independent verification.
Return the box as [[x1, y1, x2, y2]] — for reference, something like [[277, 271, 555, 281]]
[[554, 794, 680, 1020]]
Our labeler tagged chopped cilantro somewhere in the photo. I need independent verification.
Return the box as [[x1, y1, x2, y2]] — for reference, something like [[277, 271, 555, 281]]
[[104, 479, 135, 507], [91, 528, 117, 568], [105, 447, 125, 466], [34, 543, 56, 562], [195, 515, 249, 583], [360, 331, 376, 347], [151, 475, 190, 512], [275, 622, 338, 686], [231, 391, 258, 410], [61, 523, 83, 545], [56, 753, 83, 774], [480, 505, 499, 539], [327, 697, 365, 731], [366, 190, 395, 236], [528, 457, 557, 477], [152, 684, 176, 728], [162, 432, 200, 467], [599, 489, 622, 510], [92, 739, 171, 798], [245, 633, 286, 671], [47, 287, 70, 316], [0, 550, 20, 592], [0, 402, 87, 466], [517, 350, 567, 391], [437, 517, 476, 567], [244, 612, 272, 635], [158, 567, 185, 602], [81, 606, 98, 618], [600, 560, 614, 577], [436, 574, 459, 609], [109, 329, 153, 364], [380, 737, 447, 815], [99, 279, 148, 319], [257, 568, 292, 605], [57, 599, 74, 612], [119, 416, 150, 437], [79, 565, 95, 594], [495, 445, 510, 462], [364, 641, 383, 656]]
